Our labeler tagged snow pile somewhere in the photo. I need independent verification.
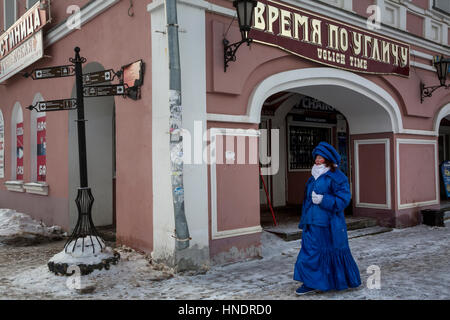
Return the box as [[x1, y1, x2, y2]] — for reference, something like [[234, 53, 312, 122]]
[[0, 209, 64, 245], [49, 236, 115, 265]]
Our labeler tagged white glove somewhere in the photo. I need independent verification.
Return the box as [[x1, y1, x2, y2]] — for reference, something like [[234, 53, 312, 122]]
[[311, 191, 323, 205]]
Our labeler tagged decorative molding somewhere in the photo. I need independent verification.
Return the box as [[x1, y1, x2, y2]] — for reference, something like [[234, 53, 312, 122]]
[[354, 139, 392, 209], [209, 128, 262, 240], [4, 180, 25, 192], [23, 182, 49, 196], [396, 138, 439, 210], [44, 0, 121, 48]]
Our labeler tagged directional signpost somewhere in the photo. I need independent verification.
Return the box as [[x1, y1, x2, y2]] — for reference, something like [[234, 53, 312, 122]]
[[26, 47, 144, 275], [28, 99, 77, 112]]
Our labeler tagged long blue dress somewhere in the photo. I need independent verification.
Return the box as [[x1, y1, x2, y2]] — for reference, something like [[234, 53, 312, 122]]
[[293, 165, 361, 292]]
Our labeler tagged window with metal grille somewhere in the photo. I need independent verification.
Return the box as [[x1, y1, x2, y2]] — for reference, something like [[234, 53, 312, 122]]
[[288, 126, 331, 171]]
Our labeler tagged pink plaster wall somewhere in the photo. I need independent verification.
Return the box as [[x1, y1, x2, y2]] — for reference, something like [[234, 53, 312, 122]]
[[0, 1, 154, 252], [358, 144, 387, 205], [352, 0, 375, 18], [398, 142, 437, 205], [350, 133, 396, 227], [407, 12, 424, 38], [207, 122, 262, 261], [215, 135, 260, 232], [412, 0, 429, 10]]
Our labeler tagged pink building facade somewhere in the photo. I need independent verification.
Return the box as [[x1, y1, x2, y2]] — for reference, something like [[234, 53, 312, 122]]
[[0, 0, 449, 269]]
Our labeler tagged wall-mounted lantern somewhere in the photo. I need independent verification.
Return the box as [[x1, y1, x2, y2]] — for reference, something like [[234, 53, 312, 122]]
[[223, 0, 257, 72], [420, 55, 450, 103]]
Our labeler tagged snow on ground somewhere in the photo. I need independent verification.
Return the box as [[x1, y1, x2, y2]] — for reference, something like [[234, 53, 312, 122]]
[[49, 236, 115, 265], [0, 220, 449, 299], [0, 209, 64, 245]]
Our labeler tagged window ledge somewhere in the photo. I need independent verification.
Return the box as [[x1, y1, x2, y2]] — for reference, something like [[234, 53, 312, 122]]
[[4, 181, 25, 193], [23, 182, 49, 196]]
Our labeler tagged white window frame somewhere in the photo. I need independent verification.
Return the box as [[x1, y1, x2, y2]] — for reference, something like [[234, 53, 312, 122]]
[[3, 0, 17, 31]]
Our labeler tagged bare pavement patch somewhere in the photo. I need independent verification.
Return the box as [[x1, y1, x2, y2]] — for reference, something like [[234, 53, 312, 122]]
[[0, 220, 449, 300]]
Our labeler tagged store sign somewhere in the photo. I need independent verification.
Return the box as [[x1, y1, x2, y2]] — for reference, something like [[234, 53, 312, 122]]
[[251, 0, 410, 77], [0, 1, 50, 83]]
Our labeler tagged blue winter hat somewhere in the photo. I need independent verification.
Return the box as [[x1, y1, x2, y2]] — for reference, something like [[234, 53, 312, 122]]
[[312, 141, 341, 166]]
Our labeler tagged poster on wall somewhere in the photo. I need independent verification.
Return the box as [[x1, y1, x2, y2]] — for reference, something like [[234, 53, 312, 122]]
[[440, 161, 450, 199], [16, 122, 24, 180], [0, 113, 4, 178], [37, 116, 46, 182]]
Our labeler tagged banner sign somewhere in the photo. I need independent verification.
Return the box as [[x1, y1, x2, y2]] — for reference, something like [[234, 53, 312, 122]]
[[16, 122, 24, 180], [0, 30, 44, 83], [83, 84, 126, 97], [0, 0, 50, 83], [250, 0, 410, 77], [37, 116, 46, 182]]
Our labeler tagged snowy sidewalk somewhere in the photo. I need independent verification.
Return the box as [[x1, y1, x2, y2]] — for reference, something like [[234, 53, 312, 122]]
[[0, 220, 449, 300]]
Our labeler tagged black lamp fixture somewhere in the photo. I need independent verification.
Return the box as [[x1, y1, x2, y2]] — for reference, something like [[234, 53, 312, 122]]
[[223, 0, 257, 72], [420, 55, 450, 103]]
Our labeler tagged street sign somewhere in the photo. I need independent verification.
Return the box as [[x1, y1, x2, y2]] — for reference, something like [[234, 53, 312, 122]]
[[29, 65, 76, 80], [83, 69, 114, 86], [29, 99, 77, 112], [83, 84, 126, 97]]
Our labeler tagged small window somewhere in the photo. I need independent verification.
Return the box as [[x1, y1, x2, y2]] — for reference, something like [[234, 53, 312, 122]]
[[288, 125, 331, 171], [4, 0, 17, 30], [434, 0, 450, 15], [26, 0, 39, 9]]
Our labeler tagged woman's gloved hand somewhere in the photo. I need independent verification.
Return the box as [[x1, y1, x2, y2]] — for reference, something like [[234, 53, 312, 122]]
[[311, 191, 324, 205]]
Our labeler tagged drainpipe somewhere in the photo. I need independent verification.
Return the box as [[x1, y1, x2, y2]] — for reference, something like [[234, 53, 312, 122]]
[[166, 0, 190, 250]]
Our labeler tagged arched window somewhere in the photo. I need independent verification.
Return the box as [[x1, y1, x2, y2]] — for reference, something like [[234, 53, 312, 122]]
[[0, 109, 4, 179]]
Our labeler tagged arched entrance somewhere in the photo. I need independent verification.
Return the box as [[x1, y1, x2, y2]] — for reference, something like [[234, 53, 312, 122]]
[[434, 103, 450, 205], [68, 62, 116, 230], [253, 68, 402, 228]]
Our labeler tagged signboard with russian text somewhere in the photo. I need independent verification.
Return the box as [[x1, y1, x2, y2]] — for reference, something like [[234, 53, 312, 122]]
[[37, 116, 46, 182], [16, 122, 24, 180], [0, 0, 50, 83], [0, 30, 44, 83], [250, 0, 410, 77]]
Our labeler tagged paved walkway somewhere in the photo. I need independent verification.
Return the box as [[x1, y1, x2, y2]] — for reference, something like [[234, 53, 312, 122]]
[[0, 220, 449, 300]]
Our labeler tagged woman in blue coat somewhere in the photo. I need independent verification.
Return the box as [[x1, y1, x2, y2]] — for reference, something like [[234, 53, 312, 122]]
[[293, 142, 361, 295]]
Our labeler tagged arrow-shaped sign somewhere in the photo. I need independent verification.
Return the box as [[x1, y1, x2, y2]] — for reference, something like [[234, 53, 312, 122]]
[[83, 69, 115, 86], [28, 99, 77, 112], [83, 84, 126, 97], [26, 65, 76, 80]]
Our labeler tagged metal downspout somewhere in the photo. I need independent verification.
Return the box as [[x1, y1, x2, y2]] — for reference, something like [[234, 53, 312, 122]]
[[165, 0, 190, 250]]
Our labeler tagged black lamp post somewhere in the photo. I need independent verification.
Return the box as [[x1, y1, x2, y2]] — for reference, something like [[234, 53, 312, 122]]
[[420, 55, 450, 103], [223, 0, 257, 72]]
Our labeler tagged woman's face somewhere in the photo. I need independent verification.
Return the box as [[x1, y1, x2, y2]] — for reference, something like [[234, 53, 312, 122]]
[[315, 155, 325, 165]]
